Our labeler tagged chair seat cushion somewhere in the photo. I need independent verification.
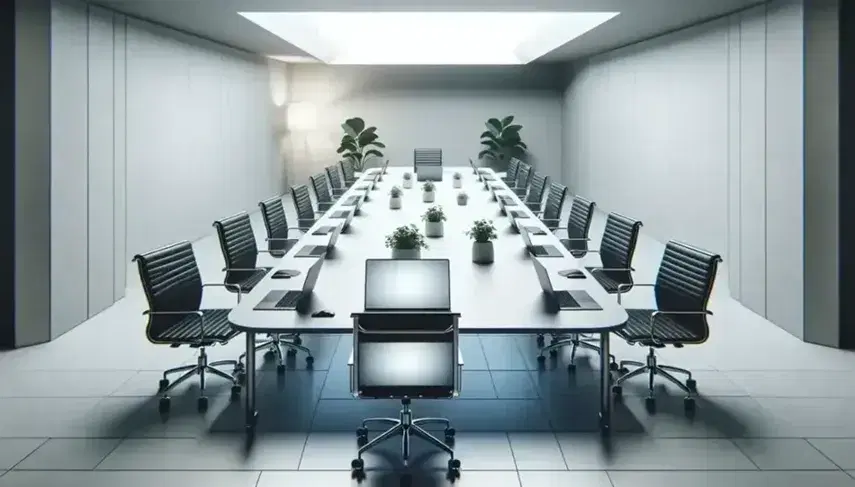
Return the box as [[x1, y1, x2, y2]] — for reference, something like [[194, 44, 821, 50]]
[[616, 308, 705, 345], [156, 308, 239, 344], [587, 267, 633, 294]]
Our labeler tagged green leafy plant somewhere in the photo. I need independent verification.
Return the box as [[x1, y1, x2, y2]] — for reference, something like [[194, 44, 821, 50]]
[[466, 219, 498, 243], [403, 172, 412, 180], [422, 206, 446, 223], [478, 115, 527, 162], [337, 117, 386, 172], [390, 186, 402, 197], [453, 172, 462, 180], [457, 191, 469, 201], [422, 180, 435, 192], [385, 224, 428, 250]]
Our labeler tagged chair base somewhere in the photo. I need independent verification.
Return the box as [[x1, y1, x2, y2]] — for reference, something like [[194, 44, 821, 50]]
[[612, 348, 697, 412], [352, 399, 459, 477], [537, 334, 617, 372], [237, 334, 313, 376], [157, 347, 240, 414]]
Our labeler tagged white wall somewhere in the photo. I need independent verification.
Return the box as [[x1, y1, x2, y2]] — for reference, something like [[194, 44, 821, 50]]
[[49, 0, 281, 338], [283, 64, 564, 189], [563, 0, 805, 337]]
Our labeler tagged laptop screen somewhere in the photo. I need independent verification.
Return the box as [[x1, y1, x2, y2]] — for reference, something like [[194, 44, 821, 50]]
[[328, 223, 343, 248], [519, 225, 533, 248], [530, 257, 553, 294], [364, 259, 451, 311], [302, 257, 325, 294]]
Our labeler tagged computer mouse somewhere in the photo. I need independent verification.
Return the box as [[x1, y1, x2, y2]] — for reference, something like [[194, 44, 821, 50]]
[[311, 310, 335, 318], [559, 269, 586, 279]]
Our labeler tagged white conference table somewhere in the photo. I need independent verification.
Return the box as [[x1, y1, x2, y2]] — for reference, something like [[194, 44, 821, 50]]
[[229, 166, 628, 433]]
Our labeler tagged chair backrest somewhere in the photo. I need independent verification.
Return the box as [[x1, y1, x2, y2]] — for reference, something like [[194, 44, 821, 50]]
[[310, 173, 334, 204], [339, 160, 356, 181], [515, 163, 532, 189], [325, 165, 344, 191], [213, 211, 260, 287], [133, 241, 203, 342], [565, 196, 596, 258], [414, 148, 443, 169], [599, 212, 643, 271], [505, 158, 521, 181], [353, 312, 459, 399], [291, 184, 316, 223], [258, 196, 291, 255], [542, 182, 568, 226], [525, 173, 549, 205], [654, 240, 721, 340]]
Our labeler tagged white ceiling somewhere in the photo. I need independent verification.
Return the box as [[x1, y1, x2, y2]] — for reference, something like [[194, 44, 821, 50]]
[[89, 0, 765, 62]]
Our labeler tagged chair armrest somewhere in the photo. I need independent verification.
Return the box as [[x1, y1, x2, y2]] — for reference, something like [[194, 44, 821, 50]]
[[616, 283, 655, 304], [562, 237, 591, 241], [266, 236, 298, 242], [649, 310, 713, 342], [588, 266, 634, 272], [143, 310, 206, 341], [202, 282, 242, 303]]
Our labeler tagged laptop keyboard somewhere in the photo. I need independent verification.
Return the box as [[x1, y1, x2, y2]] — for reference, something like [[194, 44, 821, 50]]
[[332, 211, 349, 218], [343, 196, 358, 205], [555, 291, 579, 308], [532, 245, 547, 255], [313, 226, 334, 235], [276, 291, 303, 308], [310, 246, 326, 256]]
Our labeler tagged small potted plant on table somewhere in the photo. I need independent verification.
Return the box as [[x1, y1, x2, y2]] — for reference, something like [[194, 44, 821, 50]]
[[452, 172, 463, 188], [389, 186, 403, 209], [457, 191, 469, 206], [385, 224, 428, 259], [402, 172, 413, 189], [466, 219, 498, 264], [422, 206, 446, 238], [422, 180, 436, 203]]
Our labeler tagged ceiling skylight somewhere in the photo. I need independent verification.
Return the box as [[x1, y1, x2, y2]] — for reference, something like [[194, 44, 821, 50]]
[[239, 12, 620, 65]]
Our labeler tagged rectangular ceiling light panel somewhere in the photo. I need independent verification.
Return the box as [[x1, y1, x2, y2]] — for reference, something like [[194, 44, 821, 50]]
[[239, 12, 619, 65]]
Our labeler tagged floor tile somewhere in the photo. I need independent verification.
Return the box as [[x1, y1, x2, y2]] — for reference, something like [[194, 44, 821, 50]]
[[807, 439, 855, 469], [518, 471, 612, 487], [491, 371, 538, 399], [755, 398, 855, 437], [419, 400, 552, 432], [97, 434, 306, 470], [15, 439, 120, 470], [0, 398, 130, 438], [259, 470, 522, 487], [0, 371, 136, 398], [460, 336, 489, 371], [458, 371, 497, 399], [508, 433, 566, 470], [732, 438, 837, 470], [480, 336, 528, 370], [420, 433, 514, 471], [556, 434, 756, 470], [299, 433, 394, 470], [0, 440, 45, 470], [0, 471, 262, 487], [618, 370, 748, 397], [725, 371, 855, 398], [607, 470, 855, 487]]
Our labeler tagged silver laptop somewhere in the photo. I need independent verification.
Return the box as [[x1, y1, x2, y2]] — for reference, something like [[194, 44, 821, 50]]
[[254, 257, 325, 310], [531, 258, 601, 310], [295, 223, 342, 258], [364, 258, 451, 311], [519, 225, 563, 257]]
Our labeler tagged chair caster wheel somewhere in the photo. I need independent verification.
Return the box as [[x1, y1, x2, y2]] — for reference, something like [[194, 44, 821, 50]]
[[293, 336, 303, 345], [447, 458, 461, 477], [536, 355, 546, 364], [444, 427, 455, 444], [619, 367, 630, 375], [567, 363, 576, 373], [197, 396, 209, 412], [686, 378, 697, 392], [684, 396, 696, 412], [230, 385, 241, 402], [276, 364, 286, 374], [356, 427, 367, 438], [286, 348, 297, 357], [549, 349, 558, 357], [235, 372, 246, 385], [536, 334, 545, 346], [305, 356, 315, 366], [264, 350, 276, 361], [609, 362, 619, 371], [158, 379, 170, 392], [645, 396, 656, 412], [612, 385, 622, 397], [351, 458, 364, 470], [357, 435, 367, 446], [158, 396, 171, 414]]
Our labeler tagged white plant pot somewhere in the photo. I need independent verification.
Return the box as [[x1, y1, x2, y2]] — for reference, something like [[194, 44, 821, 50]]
[[392, 248, 421, 259], [453, 179, 462, 188], [457, 196, 468, 206], [472, 241, 495, 264], [403, 179, 413, 189], [425, 221, 444, 238], [389, 196, 402, 209], [423, 190, 435, 203]]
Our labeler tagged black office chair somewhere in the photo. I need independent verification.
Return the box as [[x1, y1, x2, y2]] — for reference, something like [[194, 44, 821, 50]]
[[558, 196, 596, 258], [213, 212, 311, 372], [501, 158, 521, 185], [349, 312, 462, 478], [258, 196, 301, 257], [325, 165, 349, 197], [133, 241, 242, 414], [535, 182, 568, 232], [310, 173, 337, 213], [339, 160, 358, 186], [612, 241, 721, 412], [539, 212, 643, 371], [523, 172, 549, 211], [413, 148, 443, 170], [291, 184, 319, 230], [510, 163, 533, 198]]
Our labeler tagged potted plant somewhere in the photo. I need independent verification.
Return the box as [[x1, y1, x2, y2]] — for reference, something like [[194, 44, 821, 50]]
[[389, 186, 403, 209], [402, 172, 413, 189], [422, 180, 436, 203], [422, 206, 446, 238], [385, 224, 428, 259], [478, 115, 527, 171], [452, 172, 463, 188], [466, 219, 498, 264], [457, 191, 469, 206], [337, 117, 386, 172]]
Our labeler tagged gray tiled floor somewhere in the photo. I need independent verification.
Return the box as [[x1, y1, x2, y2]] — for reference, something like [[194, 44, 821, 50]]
[[1, 209, 855, 487]]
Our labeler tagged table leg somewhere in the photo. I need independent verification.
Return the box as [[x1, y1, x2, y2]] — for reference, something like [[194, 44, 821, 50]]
[[244, 332, 257, 433], [598, 331, 612, 433]]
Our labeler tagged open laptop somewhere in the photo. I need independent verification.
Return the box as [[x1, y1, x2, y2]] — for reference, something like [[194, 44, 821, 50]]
[[254, 257, 325, 310], [364, 258, 451, 311], [295, 223, 342, 258], [328, 209, 352, 220], [531, 258, 602, 310], [342, 189, 367, 207], [498, 193, 517, 207], [519, 225, 563, 257]]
